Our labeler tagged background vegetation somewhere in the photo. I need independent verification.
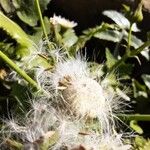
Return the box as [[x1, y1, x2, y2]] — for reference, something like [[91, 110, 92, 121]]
[[0, 0, 150, 149]]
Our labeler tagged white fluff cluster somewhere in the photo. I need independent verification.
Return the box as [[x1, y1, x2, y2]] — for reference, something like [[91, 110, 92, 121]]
[[2, 56, 131, 150], [5, 99, 57, 144], [51, 58, 130, 150], [49, 58, 119, 132], [53, 121, 131, 150]]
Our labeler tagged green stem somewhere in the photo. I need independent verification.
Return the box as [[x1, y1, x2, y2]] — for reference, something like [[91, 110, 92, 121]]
[[126, 23, 133, 53], [130, 40, 150, 56], [109, 40, 150, 75], [35, 0, 54, 50], [0, 51, 39, 88], [35, 0, 49, 41], [118, 114, 150, 121]]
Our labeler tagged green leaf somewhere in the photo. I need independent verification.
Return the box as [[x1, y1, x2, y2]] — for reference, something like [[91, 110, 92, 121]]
[[0, 12, 51, 68], [10, 83, 29, 110], [103, 10, 139, 32], [132, 79, 148, 98], [94, 29, 122, 42], [62, 29, 78, 48], [13, 0, 51, 26], [12, 0, 20, 8], [0, 0, 13, 13], [103, 10, 130, 29], [124, 31, 149, 60], [124, 31, 143, 48], [118, 63, 133, 77], [43, 17, 51, 35], [0, 12, 33, 47], [74, 23, 116, 50], [29, 55, 52, 69], [29, 27, 43, 44], [17, 11, 39, 27], [141, 49, 150, 60], [142, 74, 150, 90], [0, 42, 16, 58], [134, 136, 150, 150], [130, 120, 143, 134], [105, 48, 117, 69]]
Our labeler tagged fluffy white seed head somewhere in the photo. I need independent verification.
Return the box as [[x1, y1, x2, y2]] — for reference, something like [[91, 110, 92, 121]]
[[60, 76, 106, 118], [49, 58, 116, 134], [51, 58, 107, 116], [51, 58, 89, 89], [53, 120, 131, 150]]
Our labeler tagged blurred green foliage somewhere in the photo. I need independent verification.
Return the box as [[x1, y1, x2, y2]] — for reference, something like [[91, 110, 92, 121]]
[[0, 0, 150, 149]]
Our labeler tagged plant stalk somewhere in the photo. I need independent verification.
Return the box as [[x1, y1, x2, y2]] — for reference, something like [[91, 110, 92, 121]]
[[35, 0, 54, 50], [126, 23, 133, 53], [118, 114, 150, 121], [109, 40, 150, 75], [35, 0, 49, 41], [0, 51, 39, 89]]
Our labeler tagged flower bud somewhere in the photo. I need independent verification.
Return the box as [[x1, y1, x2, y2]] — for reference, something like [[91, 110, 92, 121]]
[[132, 0, 143, 23]]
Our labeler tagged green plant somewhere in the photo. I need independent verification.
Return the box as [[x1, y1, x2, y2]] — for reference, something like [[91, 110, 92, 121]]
[[0, 0, 150, 149]]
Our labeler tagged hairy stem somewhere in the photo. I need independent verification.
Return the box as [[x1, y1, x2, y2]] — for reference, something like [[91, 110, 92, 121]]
[[0, 51, 39, 88]]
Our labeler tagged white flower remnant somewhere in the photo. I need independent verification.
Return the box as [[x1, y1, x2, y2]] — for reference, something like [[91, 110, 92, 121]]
[[50, 14, 77, 28], [50, 58, 115, 133], [2, 56, 131, 150]]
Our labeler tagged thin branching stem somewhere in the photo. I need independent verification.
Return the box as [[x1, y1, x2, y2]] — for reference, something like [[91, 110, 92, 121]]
[[0, 51, 39, 89], [108, 40, 150, 75], [118, 114, 150, 121], [130, 40, 150, 56]]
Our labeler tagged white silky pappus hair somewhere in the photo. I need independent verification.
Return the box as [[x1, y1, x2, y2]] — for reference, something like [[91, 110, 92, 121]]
[[53, 119, 131, 150], [48, 56, 119, 133], [5, 98, 58, 144]]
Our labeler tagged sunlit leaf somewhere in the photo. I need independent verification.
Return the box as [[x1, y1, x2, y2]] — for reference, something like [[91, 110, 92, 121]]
[[132, 79, 148, 98], [142, 74, 150, 90], [62, 29, 78, 48], [13, 0, 51, 26], [105, 48, 117, 69], [141, 49, 150, 60], [130, 120, 143, 134], [0, 12, 33, 47], [94, 29, 122, 42], [103, 10, 139, 32], [0, 0, 13, 13]]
